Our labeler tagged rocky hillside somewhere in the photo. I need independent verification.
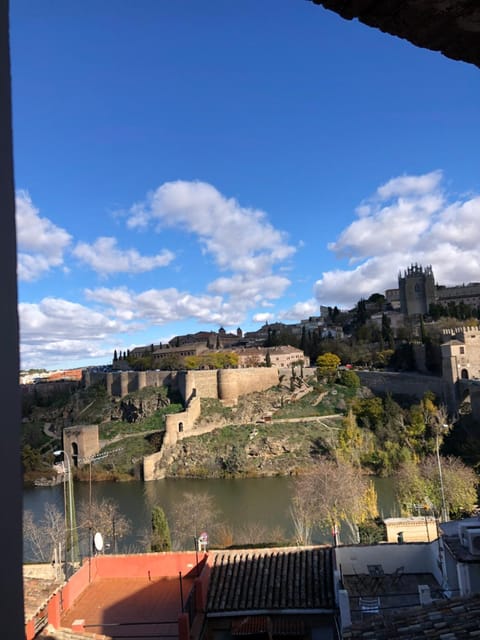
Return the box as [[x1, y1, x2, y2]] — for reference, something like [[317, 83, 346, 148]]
[[162, 378, 355, 478]]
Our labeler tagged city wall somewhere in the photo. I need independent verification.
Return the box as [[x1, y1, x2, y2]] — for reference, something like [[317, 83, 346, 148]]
[[142, 367, 279, 481], [84, 367, 279, 404], [21, 380, 81, 404], [356, 370, 452, 408]]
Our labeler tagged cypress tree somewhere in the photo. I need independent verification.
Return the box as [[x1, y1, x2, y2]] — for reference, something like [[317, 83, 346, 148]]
[[151, 506, 171, 552]]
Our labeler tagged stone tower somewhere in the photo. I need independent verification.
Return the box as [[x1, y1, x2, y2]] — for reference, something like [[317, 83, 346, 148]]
[[398, 264, 436, 316]]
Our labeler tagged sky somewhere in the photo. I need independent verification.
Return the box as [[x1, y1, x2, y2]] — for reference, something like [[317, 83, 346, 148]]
[[10, 1, 480, 371]]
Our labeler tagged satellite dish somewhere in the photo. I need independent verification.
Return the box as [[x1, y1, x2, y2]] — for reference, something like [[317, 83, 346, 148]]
[[94, 532, 104, 552]]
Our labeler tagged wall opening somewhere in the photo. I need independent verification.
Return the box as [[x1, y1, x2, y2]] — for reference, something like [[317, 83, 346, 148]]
[[71, 441, 79, 466], [461, 369, 469, 379], [178, 422, 184, 433]]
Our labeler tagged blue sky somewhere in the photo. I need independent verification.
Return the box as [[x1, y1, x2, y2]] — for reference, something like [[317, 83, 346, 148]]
[[10, 1, 480, 370]]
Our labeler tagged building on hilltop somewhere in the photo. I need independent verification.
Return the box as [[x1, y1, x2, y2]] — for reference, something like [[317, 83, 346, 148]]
[[389, 264, 480, 318], [398, 264, 436, 316], [437, 281, 480, 308], [234, 345, 306, 368]]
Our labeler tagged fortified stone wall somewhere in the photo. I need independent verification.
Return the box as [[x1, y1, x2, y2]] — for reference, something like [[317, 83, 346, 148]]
[[187, 370, 219, 399], [143, 396, 202, 481], [21, 380, 80, 402], [356, 370, 450, 407], [84, 367, 279, 403], [142, 368, 279, 481], [85, 370, 181, 398], [217, 368, 279, 402]]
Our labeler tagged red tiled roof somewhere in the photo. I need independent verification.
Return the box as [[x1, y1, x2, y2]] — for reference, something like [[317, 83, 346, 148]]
[[343, 594, 480, 638], [207, 547, 334, 613]]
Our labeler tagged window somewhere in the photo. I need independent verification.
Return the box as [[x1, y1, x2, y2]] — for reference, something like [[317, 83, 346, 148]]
[[460, 347, 465, 354]]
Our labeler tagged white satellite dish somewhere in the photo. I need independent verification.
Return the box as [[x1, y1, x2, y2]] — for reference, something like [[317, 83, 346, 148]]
[[94, 532, 104, 552]]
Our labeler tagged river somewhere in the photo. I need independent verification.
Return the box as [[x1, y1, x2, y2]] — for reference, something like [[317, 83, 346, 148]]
[[23, 476, 399, 560]]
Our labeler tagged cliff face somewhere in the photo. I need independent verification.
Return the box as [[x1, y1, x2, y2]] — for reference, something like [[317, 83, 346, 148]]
[[312, 0, 480, 68]]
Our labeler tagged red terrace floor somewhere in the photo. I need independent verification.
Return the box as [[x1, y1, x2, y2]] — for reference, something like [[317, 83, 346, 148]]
[[61, 576, 194, 640]]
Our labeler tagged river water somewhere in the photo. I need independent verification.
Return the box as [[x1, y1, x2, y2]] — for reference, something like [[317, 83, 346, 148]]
[[23, 476, 398, 560]]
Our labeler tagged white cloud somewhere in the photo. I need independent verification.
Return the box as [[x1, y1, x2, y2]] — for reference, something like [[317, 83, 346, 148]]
[[315, 171, 480, 308], [126, 180, 296, 276], [86, 285, 244, 327], [19, 297, 127, 369], [252, 312, 275, 323], [19, 297, 124, 341], [208, 273, 291, 302], [375, 170, 443, 200], [73, 236, 175, 275], [329, 171, 444, 261], [278, 299, 319, 322], [16, 191, 72, 281]]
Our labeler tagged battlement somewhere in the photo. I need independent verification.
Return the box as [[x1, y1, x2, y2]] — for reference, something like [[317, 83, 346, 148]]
[[442, 325, 480, 340]]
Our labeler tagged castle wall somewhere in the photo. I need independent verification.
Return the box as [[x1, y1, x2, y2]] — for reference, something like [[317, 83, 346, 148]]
[[356, 370, 450, 406], [186, 370, 219, 399], [142, 368, 279, 481], [85, 367, 279, 404], [218, 367, 279, 400], [85, 370, 182, 398], [143, 396, 202, 481]]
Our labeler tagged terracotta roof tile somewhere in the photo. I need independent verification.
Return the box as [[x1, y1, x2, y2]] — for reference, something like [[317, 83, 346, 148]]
[[344, 594, 480, 638], [207, 547, 334, 613]]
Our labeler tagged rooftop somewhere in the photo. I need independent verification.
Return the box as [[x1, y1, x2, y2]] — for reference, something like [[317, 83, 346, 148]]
[[61, 575, 194, 639], [207, 547, 335, 614], [343, 593, 480, 639]]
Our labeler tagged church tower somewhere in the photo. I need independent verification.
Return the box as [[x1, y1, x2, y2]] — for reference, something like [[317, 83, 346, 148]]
[[398, 264, 436, 316]]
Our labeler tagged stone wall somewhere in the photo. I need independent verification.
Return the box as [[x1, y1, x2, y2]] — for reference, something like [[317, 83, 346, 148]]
[[85, 369, 181, 398], [143, 396, 202, 481], [85, 367, 279, 404], [142, 368, 279, 481], [217, 367, 279, 401], [356, 370, 450, 406], [187, 370, 219, 399]]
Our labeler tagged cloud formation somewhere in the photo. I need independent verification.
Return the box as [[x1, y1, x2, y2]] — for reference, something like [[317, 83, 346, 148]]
[[315, 171, 480, 307], [19, 297, 125, 368], [16, 191, 72, 281], [73, 237, 175, 275], [127, 180, 296, 276], [85, 285, 244, 327]]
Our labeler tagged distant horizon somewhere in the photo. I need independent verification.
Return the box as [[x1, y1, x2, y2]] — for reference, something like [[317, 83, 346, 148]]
[[11, 1, 480, 371]]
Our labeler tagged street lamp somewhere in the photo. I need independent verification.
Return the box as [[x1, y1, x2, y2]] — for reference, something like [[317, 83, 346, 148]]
[[54, 449, 77, 575], [435, 425, 449, 523]]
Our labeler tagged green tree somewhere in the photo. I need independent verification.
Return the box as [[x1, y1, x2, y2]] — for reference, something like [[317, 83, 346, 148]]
[[353, 397, 384, 431], [151, 506, 171, 552], [316, 352, 341, 382], [337, 369, 360, 388], [394, 456, 478, 519], [381, 313, 395, 349], [265, 351, 272, 367]]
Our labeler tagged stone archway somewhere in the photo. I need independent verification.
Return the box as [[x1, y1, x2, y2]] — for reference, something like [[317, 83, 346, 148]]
[[461, 369, 469, 379]]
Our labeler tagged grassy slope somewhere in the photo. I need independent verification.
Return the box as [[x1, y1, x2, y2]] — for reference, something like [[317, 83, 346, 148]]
[[165, 381, 355, 478]]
